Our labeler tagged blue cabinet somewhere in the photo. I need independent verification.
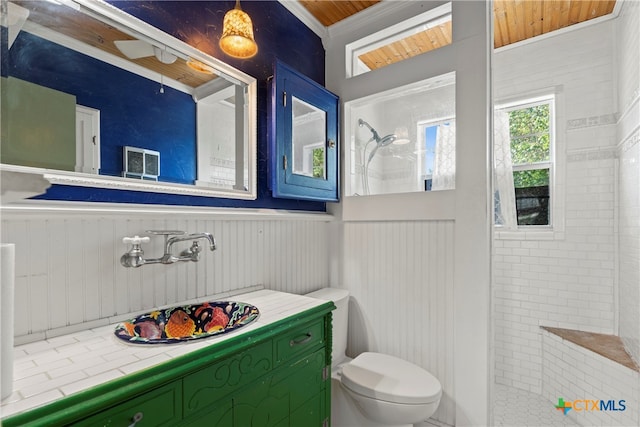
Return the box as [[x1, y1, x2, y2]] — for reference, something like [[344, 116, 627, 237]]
[[269, 61, 339, 202]]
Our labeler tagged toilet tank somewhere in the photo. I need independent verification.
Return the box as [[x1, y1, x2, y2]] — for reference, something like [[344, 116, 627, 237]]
[[306, 287, 349, 367]]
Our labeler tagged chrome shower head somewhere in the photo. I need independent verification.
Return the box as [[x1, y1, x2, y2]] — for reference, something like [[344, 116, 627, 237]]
[[359, 118, 398, 164], [367, 135, 396, 163], [358, 118, 381, 142], [378, 134, 397, 147], [358, 118, 396, 146]]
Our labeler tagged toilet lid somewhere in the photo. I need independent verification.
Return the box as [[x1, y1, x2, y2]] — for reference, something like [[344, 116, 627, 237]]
[[341, 352, 442, 405]]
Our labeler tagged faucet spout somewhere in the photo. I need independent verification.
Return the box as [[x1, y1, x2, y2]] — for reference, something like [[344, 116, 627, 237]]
[[120, 231, 216, 268], [166, 232, 216, 254]]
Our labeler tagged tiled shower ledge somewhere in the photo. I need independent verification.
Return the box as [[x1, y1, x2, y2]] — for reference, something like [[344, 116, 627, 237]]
[[0, 289, 327, 420], [541, 326, 639, 372]]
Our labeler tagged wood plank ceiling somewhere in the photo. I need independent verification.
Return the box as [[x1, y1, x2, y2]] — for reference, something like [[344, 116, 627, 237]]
[[301, 0, 617, 71], [13, 1, 617, 81], [493, 0, 616, 48]]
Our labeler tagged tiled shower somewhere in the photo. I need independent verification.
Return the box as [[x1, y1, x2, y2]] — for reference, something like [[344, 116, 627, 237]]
[[493, 1, 640, 425]]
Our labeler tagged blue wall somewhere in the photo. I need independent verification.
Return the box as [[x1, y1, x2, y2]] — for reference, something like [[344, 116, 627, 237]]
[[7, 32, 197, 184], [23, 1, 327, 210]]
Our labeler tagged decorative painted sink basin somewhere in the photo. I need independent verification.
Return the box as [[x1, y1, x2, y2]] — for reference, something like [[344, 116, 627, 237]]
[[114, 301, 259, 344]]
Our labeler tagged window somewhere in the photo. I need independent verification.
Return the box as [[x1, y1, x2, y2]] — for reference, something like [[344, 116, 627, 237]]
[[345, 72, 455, 196], [495, 96, 554, 227], [418, 119, 456, 191], [345, 3, 452, 78]]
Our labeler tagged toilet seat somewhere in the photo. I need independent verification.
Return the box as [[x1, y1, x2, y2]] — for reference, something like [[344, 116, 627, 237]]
[[341, 352, 442, 405]]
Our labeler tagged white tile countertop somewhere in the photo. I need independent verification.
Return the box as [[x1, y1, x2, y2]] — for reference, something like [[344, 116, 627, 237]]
[[0, 289, 328, 420]]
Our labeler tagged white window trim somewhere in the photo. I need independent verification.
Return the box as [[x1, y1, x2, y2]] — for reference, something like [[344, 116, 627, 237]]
[[416, 116, 456, 185], [345, 3, 452, 78], [494, 90, 566, 240]]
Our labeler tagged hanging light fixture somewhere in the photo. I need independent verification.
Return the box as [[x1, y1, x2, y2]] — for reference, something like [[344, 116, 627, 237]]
[[219, 0, 258, 59], [393, 126, 411, 145]]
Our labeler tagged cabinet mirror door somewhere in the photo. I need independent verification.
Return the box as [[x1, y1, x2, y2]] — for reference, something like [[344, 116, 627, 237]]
[[270, 61, 339, 202], [292, 97, 326, 180]]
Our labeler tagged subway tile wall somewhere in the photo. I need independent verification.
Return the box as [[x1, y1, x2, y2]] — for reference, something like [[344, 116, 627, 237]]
[[617, 0, 640, 368], [542, 329, 639, 427], [493, 19, 619, 394], [619, 138, 640, 365], [0, 208, 330, 343]]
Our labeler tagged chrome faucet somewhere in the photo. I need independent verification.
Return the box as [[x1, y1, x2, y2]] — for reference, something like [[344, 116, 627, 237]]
[[121, 230, 216, 268], [164, 232, 216, 263]]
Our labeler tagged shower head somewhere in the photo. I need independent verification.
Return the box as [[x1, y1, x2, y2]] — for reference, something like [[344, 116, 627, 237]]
[[367, 135, 397, 163], [358, 118, 380, 142], [358, 118, 397, 146], [359, 118, 398, 164], [378, 134, 397, 147]]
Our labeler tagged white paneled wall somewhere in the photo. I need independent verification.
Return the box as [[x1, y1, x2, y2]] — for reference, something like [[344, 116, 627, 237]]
[[341, 220, 455, 425], [493, 18, 619, 394], [0, 205, 330, 343], [617, 0, 640, 367]]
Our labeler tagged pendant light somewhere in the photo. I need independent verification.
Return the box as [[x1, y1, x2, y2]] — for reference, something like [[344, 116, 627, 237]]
[[219, 0, 258, 59]]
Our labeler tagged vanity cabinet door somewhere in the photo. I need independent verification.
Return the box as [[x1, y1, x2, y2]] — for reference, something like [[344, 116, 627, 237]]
[[231, 374, 290, 426], [278, 347, 327, 423], [178, 399, 232, 427], [233, 347, 328, 427], [182, 340, 272, 420], [269, 61, 339, 202], [71, 382, 182, 427], [290, 391, 326, 427]]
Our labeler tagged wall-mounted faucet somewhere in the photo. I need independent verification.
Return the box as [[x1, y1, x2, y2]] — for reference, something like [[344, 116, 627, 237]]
[[121, 230, 216, 268]]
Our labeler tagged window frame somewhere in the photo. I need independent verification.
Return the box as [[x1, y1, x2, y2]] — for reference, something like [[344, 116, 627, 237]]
[[417, 116, 456, 191], [344, 3, 452, 78], [496, 94, 556, 229]]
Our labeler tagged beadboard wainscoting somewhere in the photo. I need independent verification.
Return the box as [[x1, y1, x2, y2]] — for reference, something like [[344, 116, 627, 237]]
[[340, 220, 456, 426], [0, 203, 331, 344]]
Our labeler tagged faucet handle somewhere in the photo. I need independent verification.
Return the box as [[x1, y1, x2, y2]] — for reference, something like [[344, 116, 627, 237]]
[[122, 236, 150, 245]]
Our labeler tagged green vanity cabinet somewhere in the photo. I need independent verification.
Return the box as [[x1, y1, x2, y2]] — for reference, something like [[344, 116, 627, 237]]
[[230, 347, 327, 427], [182, 319, 328, 427], [71, 382, 183, 427], [2, 303, 333, 427]]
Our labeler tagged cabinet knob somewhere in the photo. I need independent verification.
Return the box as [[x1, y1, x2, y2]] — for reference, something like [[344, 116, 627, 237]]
[[128, 412, 144, 427], [328, 139, 336, 149]]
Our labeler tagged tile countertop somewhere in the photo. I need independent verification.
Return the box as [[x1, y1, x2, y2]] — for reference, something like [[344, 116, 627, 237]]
[[0, 289, 327, 420]]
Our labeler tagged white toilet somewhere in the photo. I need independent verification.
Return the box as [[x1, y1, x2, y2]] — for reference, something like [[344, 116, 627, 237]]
[[307, 288, 442, 427]]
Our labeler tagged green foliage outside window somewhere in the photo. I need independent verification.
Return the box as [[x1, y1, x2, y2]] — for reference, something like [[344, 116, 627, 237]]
[[504, 101, 552, 225], [509, 104, 550, 188], [509, 104, 549, 163], [513, 169, 549, 189], [312, 147, 325, 179]]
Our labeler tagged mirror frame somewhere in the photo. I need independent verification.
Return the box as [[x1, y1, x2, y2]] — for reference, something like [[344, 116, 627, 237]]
[[1, 0, 258, 201]]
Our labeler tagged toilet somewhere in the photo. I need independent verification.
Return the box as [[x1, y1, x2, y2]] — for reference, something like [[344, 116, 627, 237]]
[[306, 288, 442, 427]]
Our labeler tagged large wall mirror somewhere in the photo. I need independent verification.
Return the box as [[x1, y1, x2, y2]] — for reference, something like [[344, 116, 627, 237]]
[[1, 0, 257, 200]]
